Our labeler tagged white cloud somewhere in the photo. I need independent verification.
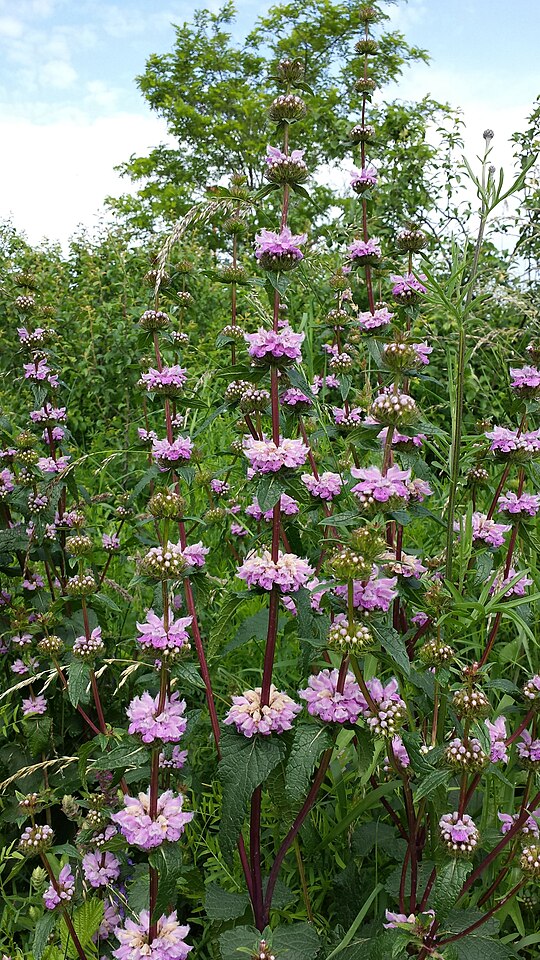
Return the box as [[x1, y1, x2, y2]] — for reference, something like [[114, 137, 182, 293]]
[[0, 16, 23, 37], [40, 59, 77, 89], [0, 112, 174, 248]]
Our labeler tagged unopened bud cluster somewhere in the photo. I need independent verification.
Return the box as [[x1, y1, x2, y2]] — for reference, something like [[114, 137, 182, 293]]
[[418, 638, 455, 666], [328, 620, 374, 653], [268, 94, 307, 123], [66, 572, 96, 597], [371, 391, 417, 426], [66, 534, 93, 557], [139, 309, 170, 331], [521, 845, 540, 877], [452, 687, 490, 719], [445, 737, 488, 771], [38, 634, 64, 656], [148, 490, 185, 520], [329, 547, 371, 581], [19, 824, 53, 855], [139, 544, 187, 579]]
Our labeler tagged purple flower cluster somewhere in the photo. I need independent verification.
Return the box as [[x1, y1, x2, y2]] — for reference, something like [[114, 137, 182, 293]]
[[391, 273, 427, 300], [22, 694, 47, 716], [486, 426, 540, 456], [112, 790, 193, 850], [243, 436, 308, 475], [357, 677, 405, 736], [151, 437, 193, 468], [280, 387, 313, 407], [517, 731, 540, 766], [350, 165, 378, 190], [136, 610, 192, 652], [255, 226, 306, 262], [499, 811, 540, 837], [351, 464, 411, 505], [510, 365, 540, 392], [245, 326, 304, 364], [348, 237, 382, 262], [497, 491, 540, 516], [299, 669, 364, 723], [439, 812, 479, 855], [485, 717, 509, 762], [357, 306, 394, 330], [139, 366, 188, 392], [237, 550, 314, 593], [491, 568, 532, 598], [113, 910, 191, 960], [43, 865, 75, 910], [127, 691, 187, 744], [335, 569, 398, 613], [0, 468, 15, 497], [301, 471, 342, 501], [225, 685, 301, 737], [82, 850, 121, 888]]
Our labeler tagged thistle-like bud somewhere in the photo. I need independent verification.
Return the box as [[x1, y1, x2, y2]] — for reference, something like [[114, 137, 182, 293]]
[[148, 490, 185, 520], [176, 291, 194, 309], [14, 294, 36, 312], [326, 308, 349, 328], [355, 77, 377, 95], [467, 465, 489, 485], [520, 845, 540, 878], [523, 676, 540, 704], [355, 37, 379, 55], [220, 265, 248, 284], [225, 380, 251, 403], [38, 634, 64, 657], [16, 431, 36, 450], [276, 58, 305, 83], [329, 352, 353, 372], [358, 3, 381, 23], [240, 387, 271, 413], [382, 341, 419, 372], [265, 154, 309, 185], [445, 737, 488, 772], [62, 794, 81, 820], [370, 391, 417, 427], [418, 637, 455, 666], [138, 543, 187, 580], [65, 534, 93, 557], [28, 493, 49, 514], [73, 628, 105, 660], [173, 330, 189, 346], [221, 323, 245, 341], [349, 526, 385, 561], [328, 546, 371, 581], [65, 572, 96, 597], [31, 866, 48, 890], [144, 268, 170, 286], [268, 94, 307, 123], [19, 792, 41, 814], [139, 309, 170, 331], [349, 123, 376, 144], [205, 507, 227, 524], [396, 227, 427, 253], [115, 495, 132, 519], [14, 271, 37, 289], [252, 940, 276, 960], [224, 215, 249, 237], [328, 619, 374, 653], [452, 686, 490, 719], [19, 824, 53, 856]]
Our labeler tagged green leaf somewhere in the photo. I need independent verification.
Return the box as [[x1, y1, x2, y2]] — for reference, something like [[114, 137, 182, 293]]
[[205, 882, 250, 920], [372, 624, 411, 676], [218, 728, 286, 861], [148, 843, 183, 917], [0, 526, 29, 553], [256, 473, 285, 512], [67, 660, 91, 707], [225, 608, 273, 653], [219, 925, 260, 959], [271, 922, 320, 958], [59, 897, 104, 958], [92, 739, 146, 771], [173, 661, 207, 690], [432, 860, 473, 918], [33, 911, 57, 960], [284, 722, 332, 803], [414, 769, 451, 801]]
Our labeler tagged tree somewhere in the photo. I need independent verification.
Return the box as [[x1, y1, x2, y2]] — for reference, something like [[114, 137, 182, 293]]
[[107, 0, 462, 239]]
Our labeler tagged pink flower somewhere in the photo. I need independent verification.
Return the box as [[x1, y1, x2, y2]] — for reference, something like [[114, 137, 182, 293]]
[[357, 677, 405, 736], [136, 610, 192, 652], [113, 910, 191, 960], [350, 165, 378, 189], [210, 479, 229, 496], [497, 491, 540, 516], [486, 426, 540, 456], [255, 226, 306, 261], [490, 567, 532, 598], [225, 685, 301, 737], [152, 437, 193, 468], [498, 811, 539, 837], [391, 273, 427, 299], [159, 745, 188, 769], [301, 471, 342, 501], [98, 897, 123, 939], [335, 569, 398, 612], [357, 307, 394, 330], [298, 669, 364, 723], [38, 456, 70, 473], [22, 694, 47, 716], [245, 494, 299, 523], [111, 790, 193, 850], [280, 387, 313, 407], [439, 812, 479, 853], [351, 464, 411, 504], [0, 468, 14, 497], [384, 735, 410, 771], [412, 612, 429, 627], [383, 909, 435, 931], [510, 365, 540, 391], [265, 145, 306, 165], [311, 374, 340, 394], [12, 632, 32, 646], [243, 436, 308, 475], [181, 542, 209, 569], [517, 730, 540, 765], [413, 342, 432, 364], [348, 238, 382, 261], [82, 850, 121, 888], [103, 533, 120, 551], [139, 365, 188, 391], [407, 478, 433, 502], [127, 691, 187, 744], [245, 326, 304, 363], [485, 717, 509, 763], [237, 550, 314, 593], [466, 512, 511, 548], [333, 406, 363, 427], [43, 864, 74, 910]]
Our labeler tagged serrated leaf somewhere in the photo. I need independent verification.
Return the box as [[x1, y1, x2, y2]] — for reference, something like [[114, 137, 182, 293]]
[[372, 624, 411, 676], [432, 860, 473, 918], [148, 843, 183, 918], [218, 728, 286, 861], [33, 911, 57, 960], [413, 769, 451, 801], [173, 661, 207, 690], [59, 897, 104, 958], [92, 740, 146, 771], [219, 924, 260, 959], [285, 722, 332, 803], [272, 922, 320, 958], [67, 660, 91, 707], [205, 882, 250, 920], [256, 473, 285, 512]]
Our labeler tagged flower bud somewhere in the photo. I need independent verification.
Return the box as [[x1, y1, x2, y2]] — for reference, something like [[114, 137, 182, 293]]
[[19, 824, 53, 856], [31, 866, 48, 890], [418, 637, 455, 666], [14, 294, 36, 312], [268, 94, 307, 123], [252, 940, 276, 960], [138, 543, 188, 580], [38, 635, 64, 657], [148, 490, 185, 520], [139, 309, 170, 331], [240, 387, 271, 413], [65, 571, 96, 597], [396, 227, 427, 253], [370, 391, 418, 427], [520, 845, 540, 878], [355, 37, 379, 55], [221, 323, 245, 341], [355, 77, 377, 95], [328, 546, 371, 581], [328, 619, 374, 653], [62, 794, 80, 820], [144, 268, 170, 286], [452, 686, 490, 719], [276, 58, 304, 83], [349, 123, 375, 144], [65, 534, 93, 557]]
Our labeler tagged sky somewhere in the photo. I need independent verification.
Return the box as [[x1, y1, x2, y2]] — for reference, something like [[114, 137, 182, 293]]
[[0, 0, 538, 248]]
